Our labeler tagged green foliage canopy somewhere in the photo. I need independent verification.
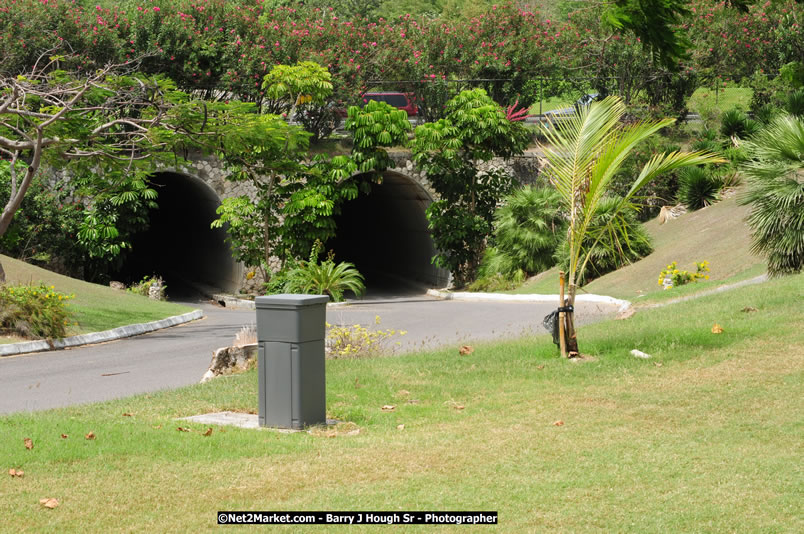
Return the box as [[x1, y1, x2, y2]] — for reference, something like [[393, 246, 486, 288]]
[[412, 88, 530, 286]]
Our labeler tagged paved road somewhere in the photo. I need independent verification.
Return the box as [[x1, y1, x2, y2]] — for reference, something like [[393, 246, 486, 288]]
[[0, 295, 618, 415]]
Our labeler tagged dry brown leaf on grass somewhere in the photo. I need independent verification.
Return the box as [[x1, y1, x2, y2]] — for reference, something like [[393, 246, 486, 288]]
[[122, 413, 133, 417], [60, 434, 68, 439], [711, 323, 724, 334], [24, 438, 33, 450], [444, 401, 465, 411], [176, 427, 190, 432], [84, 432, 95, 440], [741, 306, 758, 313], [553, 420, 564, 426], [654, 362, 663, 367], [459, 345, 474, 356], [536, 365, 545, 370], [381, 405, 396, 412], [9, 468, 24, 478], [397, 424, 405, 430], [39, 498, 59, 509], [202, 428, 213, 437]]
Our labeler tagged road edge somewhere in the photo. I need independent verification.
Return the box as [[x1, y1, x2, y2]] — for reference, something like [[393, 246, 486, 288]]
[[0, 309, 204, 357], [426, 289, 632, 313]]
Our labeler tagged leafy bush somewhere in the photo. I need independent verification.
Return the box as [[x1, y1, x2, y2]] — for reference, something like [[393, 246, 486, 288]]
[[295, 103, 340, 143], [657, 261, 710, 289], [754, 104, 780, 125], [482, 186, 564, 278], [720, 108, 760, 139], [555, 196, 653, 284], [325, 315, 406, 358], [785, 89, 804, 118], [722, 146, 749, 165], [126, 276, 167, 300], [739, 115, 804, 276], [284, 245, 366, 302], [0, 284, 74, 339], [0, 172, 83, 275], [678, 167, 723, 210], [468, 263, 525, 292]]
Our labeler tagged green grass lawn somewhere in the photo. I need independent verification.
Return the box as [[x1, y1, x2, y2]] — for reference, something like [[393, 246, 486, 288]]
[[1, 272, 801, 532], [511, 194, 766, 303], [688, 86, 753, 114], [529, 95, 574, 114], [1, 255, 193, 341]]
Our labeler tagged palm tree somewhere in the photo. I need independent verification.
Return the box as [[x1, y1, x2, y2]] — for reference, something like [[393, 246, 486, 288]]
[[738, 115, 804, 277], [541, 96, 724, 357]]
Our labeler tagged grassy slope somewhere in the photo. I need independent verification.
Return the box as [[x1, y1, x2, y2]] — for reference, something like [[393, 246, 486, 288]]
[[511, 194, 765, 301], [0, 272, 801, 532], [1, 254, 193, 339]]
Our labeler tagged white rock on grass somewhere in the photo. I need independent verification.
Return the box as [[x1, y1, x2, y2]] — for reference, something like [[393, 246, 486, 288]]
[[630, 349, 652, 359]]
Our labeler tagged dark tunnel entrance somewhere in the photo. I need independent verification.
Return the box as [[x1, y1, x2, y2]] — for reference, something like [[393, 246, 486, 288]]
[[115, 172, 239, 299], [328, 172, 449, 295]]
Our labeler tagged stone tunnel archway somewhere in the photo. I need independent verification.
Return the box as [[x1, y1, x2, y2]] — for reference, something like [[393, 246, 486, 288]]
[[117, 171, 240, 296], [327, 171, 449, 293]]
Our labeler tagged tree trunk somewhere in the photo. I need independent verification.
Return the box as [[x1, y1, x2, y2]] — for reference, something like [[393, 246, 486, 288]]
[[0, 259, 5, 283]]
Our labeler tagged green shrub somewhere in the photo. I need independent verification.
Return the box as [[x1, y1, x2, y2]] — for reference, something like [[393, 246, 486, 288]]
[[739, 115, 804, 277], [678, 167, 723, 210], [0, 284, 74, 339], [785, 88, 804, 118], [126, 275, 167, 300], [657, 261, 710, 289], [691, 137, 721, 153], [722, 146, 749, 165], [720, 108, 760, 139], [325, 316, 406, 358], [482, 186, 564, 278], [468, 266, 525, 293], [754, 104, 780, 125], [555, 196, 653, 284], [284, 246, 366, 302]]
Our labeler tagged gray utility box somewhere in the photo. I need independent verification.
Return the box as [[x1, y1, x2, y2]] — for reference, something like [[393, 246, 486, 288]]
[[256, 294, 329, 429]]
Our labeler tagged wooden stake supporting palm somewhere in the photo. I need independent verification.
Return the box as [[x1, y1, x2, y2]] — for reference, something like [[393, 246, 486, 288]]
[[558, 271, 566, 358]]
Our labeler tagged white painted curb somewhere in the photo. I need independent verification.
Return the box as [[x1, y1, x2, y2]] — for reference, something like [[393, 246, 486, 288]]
[[0, 309, 204, 357], [426, 289, 632, 313]]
